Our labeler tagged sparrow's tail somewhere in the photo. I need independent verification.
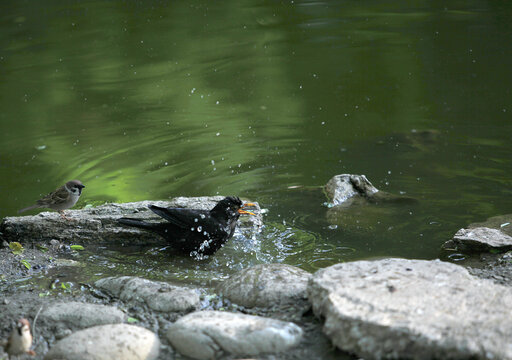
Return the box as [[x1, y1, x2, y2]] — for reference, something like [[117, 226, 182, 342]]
[[18, 204, 39, 214]]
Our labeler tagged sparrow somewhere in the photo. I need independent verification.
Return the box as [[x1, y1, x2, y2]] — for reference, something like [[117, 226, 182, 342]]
[[18, 180, 85, 217], [118, 196, 256, 256], [2, 318, 35, 358]]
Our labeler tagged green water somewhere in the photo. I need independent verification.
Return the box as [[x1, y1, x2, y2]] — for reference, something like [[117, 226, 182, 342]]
[[1, 1, 511, 284]]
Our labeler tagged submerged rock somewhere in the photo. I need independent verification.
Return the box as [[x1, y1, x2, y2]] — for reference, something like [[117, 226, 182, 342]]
[[95, 276, 200, 313], [324, 174, 379, 206], [44, 324, 160, 360], [0, 196, 262, 245], [166, 310, 303, 360], [40, 301, 125, 329], [217, 264, 311, 314], [324, 174, 417, 231], [324, 174, 416, 208], [308, 258, 512, 360]]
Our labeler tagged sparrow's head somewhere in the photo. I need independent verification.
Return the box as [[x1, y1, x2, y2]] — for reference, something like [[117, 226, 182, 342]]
[[17, 318, 30, 334], [66, 180, 85, 195]]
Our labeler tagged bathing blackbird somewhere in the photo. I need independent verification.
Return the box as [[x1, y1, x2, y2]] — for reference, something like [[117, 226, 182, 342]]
[[118, 196, 255, 256]]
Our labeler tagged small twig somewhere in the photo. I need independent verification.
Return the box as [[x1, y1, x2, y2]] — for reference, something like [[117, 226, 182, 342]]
[[32, 305, 44, 340]]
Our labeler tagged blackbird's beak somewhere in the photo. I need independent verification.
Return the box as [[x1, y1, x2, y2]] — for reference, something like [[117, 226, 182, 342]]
[[238, 202, 256, 216]]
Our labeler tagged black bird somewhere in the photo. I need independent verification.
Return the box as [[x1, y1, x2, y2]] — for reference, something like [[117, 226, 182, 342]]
[[118, 196, 255, 256]]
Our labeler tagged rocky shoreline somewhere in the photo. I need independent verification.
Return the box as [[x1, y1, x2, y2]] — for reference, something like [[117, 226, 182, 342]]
[[1, 179, 511, 359]]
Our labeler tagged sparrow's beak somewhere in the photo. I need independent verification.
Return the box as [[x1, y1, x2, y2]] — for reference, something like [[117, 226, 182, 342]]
[[238, 202, 256, 216]]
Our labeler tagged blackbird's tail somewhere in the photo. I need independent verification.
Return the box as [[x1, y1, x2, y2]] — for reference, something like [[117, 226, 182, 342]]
[[117, 217, 158, 230]]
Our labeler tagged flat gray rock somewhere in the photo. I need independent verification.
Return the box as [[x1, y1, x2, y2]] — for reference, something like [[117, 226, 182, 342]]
[[40, 302, 125, 328], [469, 213, 512, 237], [444, 227, 512, 253], [217, 263, 310, 310], [308, 258, 512, 360], [95, 276, 200, 313], [455, 227, 512, 249], [0, 196, 262, 245], [44, 324, 160, 360], [166, 310, 303, 360]]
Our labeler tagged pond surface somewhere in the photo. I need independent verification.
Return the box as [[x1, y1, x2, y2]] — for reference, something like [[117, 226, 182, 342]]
[[1, 1, 511, 285]]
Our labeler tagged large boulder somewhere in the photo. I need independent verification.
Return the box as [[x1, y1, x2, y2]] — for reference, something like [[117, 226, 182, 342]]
[[216, 264, 310, 310], [44, 324, 160, 360], [166, 310, 303, 360], [0, 196, 262, 245], [95, 276, 200, 313], [308, 258, 512, 360]]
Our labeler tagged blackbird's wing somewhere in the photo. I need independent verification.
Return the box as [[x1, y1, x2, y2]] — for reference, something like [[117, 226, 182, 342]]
[[149, 206, 211, 230]]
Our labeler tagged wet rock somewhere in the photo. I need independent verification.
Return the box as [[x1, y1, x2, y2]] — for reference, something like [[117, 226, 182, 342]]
[[95, 276, 200, 312], [308, 258, 512, 360], [216, 264, 310, 311], [325, 174, 379, 206], [40, 301, 125, 329], [44, 324, 160, 360], [443, 227, 512, 253], [324, 174, 416, 208], [0, 196, 262, 245], [166, 310, 303, 360]]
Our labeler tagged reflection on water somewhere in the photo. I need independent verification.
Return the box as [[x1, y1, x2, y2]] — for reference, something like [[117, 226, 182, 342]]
[[1, 0, 511, 284]]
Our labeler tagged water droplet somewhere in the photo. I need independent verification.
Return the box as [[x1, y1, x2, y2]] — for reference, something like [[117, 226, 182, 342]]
[[194, 218, 198, 222], [328, 225, 338, 230], [197, 226, 202, 232]]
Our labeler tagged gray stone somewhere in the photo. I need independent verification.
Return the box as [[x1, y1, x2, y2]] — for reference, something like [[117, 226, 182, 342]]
[[95, 276, 200, 312], [40, 302, 125, 328], [166, 310, 303, 360], [308, 258, 512, 359], [324, 174, 416, 210], [44, 324, 160, 360], [324, 174, 379, 206], [0, 196, 262, 245], [444, 227, 512, 253], [216, 264, 311, 308]]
